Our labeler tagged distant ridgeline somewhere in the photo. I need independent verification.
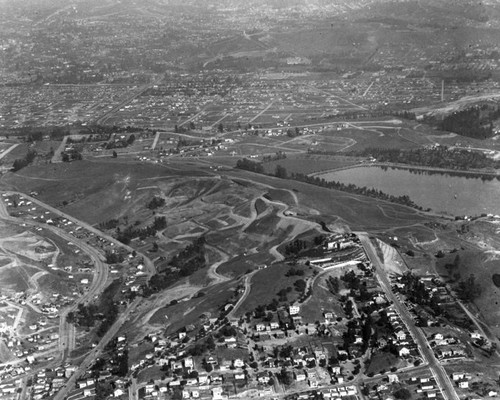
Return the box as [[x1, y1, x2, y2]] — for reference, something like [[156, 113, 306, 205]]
[[235, 158, 423, 210]]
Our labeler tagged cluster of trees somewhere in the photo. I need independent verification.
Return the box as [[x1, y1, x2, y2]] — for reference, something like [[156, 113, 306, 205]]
[[12, 149, 37, 172], [169, 236, 206, 277], [289, 170, 422, 210], [62, 150, 83, 162], [277, 286, 293, 302], [235, 158, 264, 174], [262, 151, 286, 163], [439, 105, 499, 139], [293, 279, 307, 294], [145, 237, 206, 295], [105, 251, 125, 264], [286, 127, 302, 138], [26, 132, 44, 142], [105, 134, 136, 149], [188, 335, 216, 357], [398, 273, 441, 315], [284, 239, 308, 256], [66, 280, 121, 337], [393, 110, 417, 120], [116, 216, 167, 244], [285, 267, 305, 277], [327, 276, 340, 294], [98, 219, 120, 230], [456, 274, 482, 302], [147, 196, 166, 210], [350, 146, 500, 170]]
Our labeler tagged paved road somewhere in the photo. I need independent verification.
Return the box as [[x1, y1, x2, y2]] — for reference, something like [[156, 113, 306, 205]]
[[51, 136, 68, 163], [4, 191, 155, 277], [226, 271, 257, 320], [0, 143, 20, 160], [357, 233, 459, 400], [53, 297, 142, 400], [0, 193, 109, 361]]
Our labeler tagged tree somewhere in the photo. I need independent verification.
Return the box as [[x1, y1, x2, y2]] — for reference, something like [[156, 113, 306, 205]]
[[112, 151, 117, 158], [275, 165, 288, 179], [456, 274, 482, 301], [218, 123, 224, 133], [394, 388, 411, 400]]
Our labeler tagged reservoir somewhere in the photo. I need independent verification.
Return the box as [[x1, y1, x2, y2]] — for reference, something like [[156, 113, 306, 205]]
[[318, 166, 500, 216]]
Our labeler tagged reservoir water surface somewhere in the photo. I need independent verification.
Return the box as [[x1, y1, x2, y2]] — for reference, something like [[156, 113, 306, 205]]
[[318, 166, 500, 216]]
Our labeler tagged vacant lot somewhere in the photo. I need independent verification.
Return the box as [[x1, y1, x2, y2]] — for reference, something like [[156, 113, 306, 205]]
[[263, 154, 360, 175], [235, 263, 314, 317], [226, 168, 430, 231]]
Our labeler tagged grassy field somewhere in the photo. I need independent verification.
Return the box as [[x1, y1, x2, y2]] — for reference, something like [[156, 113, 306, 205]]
[[235, 263, 314, 317], [2, 159, 211, 224], [254, 198, 267, 215], [149, 280, 236, 334], [263, 154, 360, 175], [436, 248, 500, 335], [264, 188, 297, 205], [216, 252, 273, 278], [365, 351, 402, 375], [300, 272, 346, 324], [225, 168, 430, 231]]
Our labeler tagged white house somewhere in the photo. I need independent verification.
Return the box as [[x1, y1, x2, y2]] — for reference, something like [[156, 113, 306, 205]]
[[289, 305, 300, 315], [399, 347, 410, 357]]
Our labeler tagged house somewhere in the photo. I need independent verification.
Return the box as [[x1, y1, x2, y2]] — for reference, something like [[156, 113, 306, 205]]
[[206, 356, 218, 365], [255, 323, 266, 332], [289, 305, 300, 315], [388, 374, 399, 383], [114, 389, 125, 397], [212, 387, 224, 400], [257, 372, 270, 384], [470, 332, 482, 339], [233, 359, 244, 368], [395, 330, 406, 341], [225, 337, 237, 348], [458, 380, 469, 389], [270, 321, 280, 330], [399, 347, 410, 357], [198, 374, 209, 384], [295, 370, 307, 382], [433, 333, 444, 341], [331, 366, 341, 375], [184, 357, 194, 370], [489, 391, 498, 397], [452, 372, 465, 381], [234, 372, 245, 381]]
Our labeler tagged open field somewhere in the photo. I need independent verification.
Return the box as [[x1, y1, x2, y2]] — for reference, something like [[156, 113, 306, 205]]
[[299, 272, 346, 324], [1, 159, 211, 225], [234, 263, 315, 317], [148, 280, 236, 334], [263, 154, 360, 175]]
